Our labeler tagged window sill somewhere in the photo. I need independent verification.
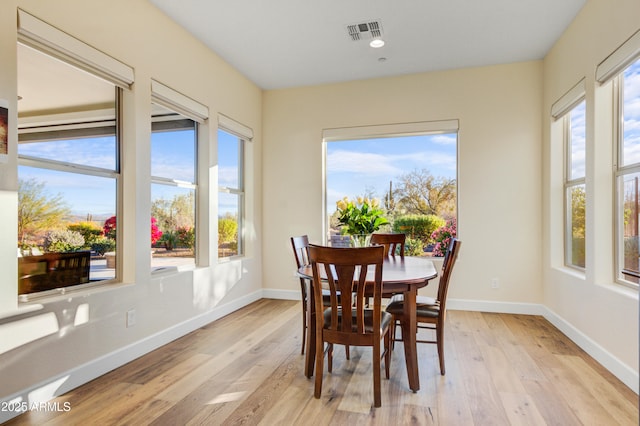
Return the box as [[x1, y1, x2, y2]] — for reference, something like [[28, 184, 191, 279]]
[[0, 304, 44, 321], [218, 255, 245, 263], [17, 280, 132, 305], [151, 262, 197, 276]]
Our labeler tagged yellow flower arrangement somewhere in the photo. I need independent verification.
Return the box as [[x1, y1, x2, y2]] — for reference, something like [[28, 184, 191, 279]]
[[335, 196, 388, 235]]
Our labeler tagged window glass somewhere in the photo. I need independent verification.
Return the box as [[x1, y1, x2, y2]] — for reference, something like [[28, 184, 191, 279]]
[[326, 132, 457, 256], [621, 58, 640, 167], [568, 184, 586, 268], [620, 172, 640, 283], [151, 106, 197, 268], [218, 129, 244, 258], [563, 100, 586, 269], [17, 43, 119, 296], [19, 135, 116, 170], [569, 102, 586, 180], [617, 58, 640, 285]]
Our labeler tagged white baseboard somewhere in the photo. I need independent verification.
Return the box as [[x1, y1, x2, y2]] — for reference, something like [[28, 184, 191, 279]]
[[0, 290, 263, 424], [262, 288, 300, 300], [1, 293, 637, 423], [447, 298, 546, 315]]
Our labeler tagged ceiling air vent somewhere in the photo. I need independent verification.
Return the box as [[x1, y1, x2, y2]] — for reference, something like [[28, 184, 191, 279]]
[[346, 20, 383, 41]]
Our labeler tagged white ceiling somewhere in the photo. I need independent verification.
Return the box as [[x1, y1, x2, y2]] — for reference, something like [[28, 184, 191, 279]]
[[149, 0, 586, 90]]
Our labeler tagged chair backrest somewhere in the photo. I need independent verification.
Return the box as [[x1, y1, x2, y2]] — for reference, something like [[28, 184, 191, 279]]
[[291, 235, 310, 268], [308, 244, 385, 341], [370, 233, 406, 257], [291, 235, 311, 301], [436, 238, 461, 314]]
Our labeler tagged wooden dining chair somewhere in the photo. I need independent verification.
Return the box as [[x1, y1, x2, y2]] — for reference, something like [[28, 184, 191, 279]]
[[291, 236, 349, 358], [370, 233, 406, 257], [385, 238, 461, 375], [308, 244, 392, 407], [291, 235, 313, 355]]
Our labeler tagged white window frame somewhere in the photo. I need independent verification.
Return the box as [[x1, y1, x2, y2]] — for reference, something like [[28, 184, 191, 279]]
[[611, 61, 640, 287], [218, 115, 253, 259], [597, 29, 640, 288], [16, 10, 133, 300], [564, 101, 587, 270], [150, 81, 207, 271], [552, 80, 586, 271], [322, 119, 459, 245]]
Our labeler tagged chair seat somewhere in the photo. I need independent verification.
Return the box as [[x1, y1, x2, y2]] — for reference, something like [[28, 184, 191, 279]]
[[385, 299, 440, 318], [323, 308, 393, 333], [389, 293, 437, 306]]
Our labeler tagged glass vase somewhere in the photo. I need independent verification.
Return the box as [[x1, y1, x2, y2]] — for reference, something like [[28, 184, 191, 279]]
[[350, 234, 372, 248]]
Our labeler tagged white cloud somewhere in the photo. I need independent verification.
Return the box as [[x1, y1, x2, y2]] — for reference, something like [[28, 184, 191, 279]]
[[327, 150, 401, 175], [218, 166, 238, 187], [430, 134, 457, 145]]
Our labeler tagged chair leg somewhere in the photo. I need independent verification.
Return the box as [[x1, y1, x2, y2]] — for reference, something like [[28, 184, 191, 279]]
[[301, 300, 307, 355], [384, 330, 391, 379], [373, 340, 381, 407], [328, 343, 334, 373], [314, 336, 324, 399], [436, 323, 445, 375], [389, 316, 395, 350]]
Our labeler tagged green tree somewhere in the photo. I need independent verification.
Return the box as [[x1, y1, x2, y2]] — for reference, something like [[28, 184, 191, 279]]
[[571, 186, 586, 267], [571, 186, 586, 238], [152, 192, 195, 233], [18, 178, 71, 246], [394, 169, 456, 218]]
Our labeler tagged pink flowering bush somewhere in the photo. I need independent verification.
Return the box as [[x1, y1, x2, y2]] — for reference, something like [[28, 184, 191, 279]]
[[150, 217, 163, 245], [430, 219, 456, 257], [103, 216, 163, 245]]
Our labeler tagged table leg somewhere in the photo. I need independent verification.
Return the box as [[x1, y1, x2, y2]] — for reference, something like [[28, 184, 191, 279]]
[[402, 287, 420, 392], [304, 279, 315, 378]]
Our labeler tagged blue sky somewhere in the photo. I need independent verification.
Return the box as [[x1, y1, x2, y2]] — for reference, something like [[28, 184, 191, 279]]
[[326, 133, 457, 214], [623, 59, 640, 165]]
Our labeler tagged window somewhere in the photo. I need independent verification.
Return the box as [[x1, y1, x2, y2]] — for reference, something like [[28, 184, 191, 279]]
[[17, 44, 120, 296], [15, 10, 133, 298], [564, 100, 587, 269], [218, 128, 245, 258], [150, 104, 197, 269], [615, 58, 640, 285], [323, 120, 458, 256]]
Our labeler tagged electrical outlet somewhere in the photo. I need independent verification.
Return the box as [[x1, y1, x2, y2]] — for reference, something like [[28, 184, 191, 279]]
[[126, 309, 136, 327], [491, 278, 499, 289]]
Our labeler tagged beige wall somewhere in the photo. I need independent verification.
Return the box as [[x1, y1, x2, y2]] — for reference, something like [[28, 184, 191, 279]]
[[263, 61, 544, 305], [0, 0, 263, 402], [542, 0, 639, 377]]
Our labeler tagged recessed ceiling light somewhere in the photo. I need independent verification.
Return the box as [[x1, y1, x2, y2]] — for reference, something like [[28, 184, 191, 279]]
[[370, 39, 385, 48]]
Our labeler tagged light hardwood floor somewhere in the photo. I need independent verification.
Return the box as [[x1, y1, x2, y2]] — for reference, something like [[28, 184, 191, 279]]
[[6, 299, 638, 425]]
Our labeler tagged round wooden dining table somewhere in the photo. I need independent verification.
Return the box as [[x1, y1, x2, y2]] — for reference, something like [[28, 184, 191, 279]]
[[298, 255, 438, 392]]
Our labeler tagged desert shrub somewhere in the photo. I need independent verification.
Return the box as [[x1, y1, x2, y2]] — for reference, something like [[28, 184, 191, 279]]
[[68, 222, 102, 247], [176, 226, 195, 249], [404, 237, 424, 256], [218, 217, 238, 245], [43, 230, 85, 253], [91, 237, 116, 256], [393, 215, 446, 243], [160, 231, 178, 251]]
